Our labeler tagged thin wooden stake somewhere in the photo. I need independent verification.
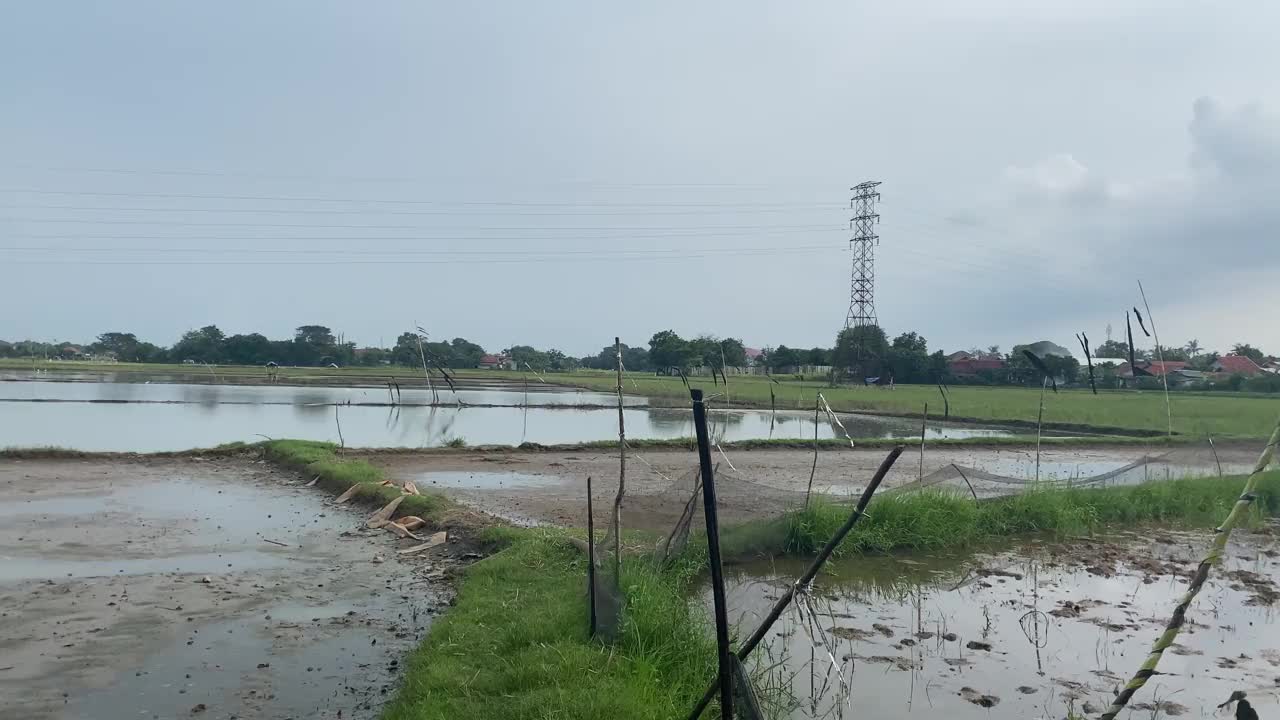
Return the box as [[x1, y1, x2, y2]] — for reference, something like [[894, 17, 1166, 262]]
[[805, 397, 819, 506], [952, 463, 980, 503], [918, 402, 928, 481], [1138, 280, 1173, 437], [586, 476, 597, 638], [612, 337, 626, 581], [1035, 377, 1047, 482]]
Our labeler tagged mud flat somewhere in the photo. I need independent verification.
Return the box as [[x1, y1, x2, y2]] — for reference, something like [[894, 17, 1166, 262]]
[[0, 456, 456, 720], [371, 442, 1261, 529]]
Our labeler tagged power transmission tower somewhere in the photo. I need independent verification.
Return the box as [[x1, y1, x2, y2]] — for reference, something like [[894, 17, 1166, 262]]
[[845, 181, 882, 331]]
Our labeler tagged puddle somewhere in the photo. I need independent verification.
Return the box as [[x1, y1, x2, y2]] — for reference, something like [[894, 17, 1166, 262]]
[[63, 593, 431, 720], [0, 477, 354, 582], [714, 534, 1280, 719], [410, 470, 561, 490]]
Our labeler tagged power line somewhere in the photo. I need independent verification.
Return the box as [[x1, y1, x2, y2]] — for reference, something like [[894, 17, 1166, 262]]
[[0, 216, 840, 230], [0, 246, 842, 266], [0, 191, 834, 210], [0, 243, 834, 256]]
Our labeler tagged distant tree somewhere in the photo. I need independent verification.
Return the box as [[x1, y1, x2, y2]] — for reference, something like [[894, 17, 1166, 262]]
[[506, 345, 550, 371], [832, 325, 888, 374], [1184, 339, 1202, 358], [90, 332, 142, 361], [805, 347, 831, 366], [1009, 344, 1079, 385], [292, 325, 336, 366], [987, 345, 1000, 356], [769, 345, 802, 371], [891, 332, 929, 355], [719, 338, 747, 368], [648, 330, 693, 372], [1154, 344, 1189, 362], [1190, 351, 1220, 371], [171, 325, 226, 364], [622, 346, 650, 372], [928, 350, 950, 383], [1093, 339, 1130, 359], [355, 347, 389, 366], [448, 338, 485, 368], [688, 335, 721, 368], [391, 332, 420, 367], [223, 333, 273, 365], [1232, 343, 1265, 363]]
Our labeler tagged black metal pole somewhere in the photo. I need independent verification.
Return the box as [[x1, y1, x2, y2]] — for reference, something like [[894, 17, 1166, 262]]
[[686, 444, 905, 720], [586, 475, 597, 638], [691, 388, 733, 720]]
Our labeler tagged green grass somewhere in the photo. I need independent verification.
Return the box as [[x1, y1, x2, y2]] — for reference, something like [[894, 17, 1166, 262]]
[[382, 530, 716, 720], [259, 439, 447, 519], [249, 438, 721, 719], [555, 371, 1280, 439], [740, 470, 1280, 559]]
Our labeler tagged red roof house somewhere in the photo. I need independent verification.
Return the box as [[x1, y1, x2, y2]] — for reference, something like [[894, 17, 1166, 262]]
[[1211, 354, 1263, 376], [1117, 360, 1188, 378], [948, 357, 1006, 376]]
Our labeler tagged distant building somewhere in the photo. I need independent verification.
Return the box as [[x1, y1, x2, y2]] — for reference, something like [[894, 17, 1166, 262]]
[[478, 353, 512, 370], [948, 357, 1006, 377], [1116, 360, 1188, 379], [743, 347, 764, 366], [1211, 354, 1264, 376]]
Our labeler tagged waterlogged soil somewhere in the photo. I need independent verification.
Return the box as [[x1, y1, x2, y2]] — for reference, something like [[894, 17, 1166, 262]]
[[720, 529, 1280, 719], [372, 442, 1262, 530], [0, 457, 461, 720]]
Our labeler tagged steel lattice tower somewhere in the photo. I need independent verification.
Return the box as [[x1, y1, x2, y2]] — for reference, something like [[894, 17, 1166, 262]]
[[845, 181, 882, 330]]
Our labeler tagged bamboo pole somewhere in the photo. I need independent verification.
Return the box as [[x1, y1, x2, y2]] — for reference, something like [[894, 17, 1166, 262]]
[[1138, 280, 1173, 437], [612, 337, 626, 580], [1099, 416, 1280, 720], [1035, 377, 1047, 482], [805, 397, 819, 506], [691, 388, 733, 720], [918, 402, 928, 481]]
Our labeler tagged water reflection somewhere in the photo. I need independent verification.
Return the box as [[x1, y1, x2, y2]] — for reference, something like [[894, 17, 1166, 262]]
[[718, 537, 1280, 719], [1, 380, 1025, 452]]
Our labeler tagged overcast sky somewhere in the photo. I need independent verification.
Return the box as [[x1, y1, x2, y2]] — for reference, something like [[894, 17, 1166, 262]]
[[3, 1, 1278, 358]]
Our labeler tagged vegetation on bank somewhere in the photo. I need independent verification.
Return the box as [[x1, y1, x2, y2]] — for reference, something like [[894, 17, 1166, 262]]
[[384, 532, 715, 720], [720, 470, 1280, 560], [252, 439, 719, 720]]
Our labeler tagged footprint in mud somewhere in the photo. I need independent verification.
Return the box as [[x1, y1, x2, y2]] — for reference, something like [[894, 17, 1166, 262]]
[[959, 687, 1000, 708]]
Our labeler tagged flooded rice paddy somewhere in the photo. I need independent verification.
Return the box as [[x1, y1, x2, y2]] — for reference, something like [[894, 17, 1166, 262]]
[[1, 376, 1028, 452], [720, 531, 1280, 719]]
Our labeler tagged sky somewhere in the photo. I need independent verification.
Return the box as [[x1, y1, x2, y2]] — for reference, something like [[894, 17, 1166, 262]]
[[3, 1, 1279, 358]]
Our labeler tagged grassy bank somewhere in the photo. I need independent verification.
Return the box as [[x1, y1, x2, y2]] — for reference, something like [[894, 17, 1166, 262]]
[[252, 440, 720, 720], [257, 439, 448, 520], [720, 470, 1280, 560], [384, 531, 715, 720]]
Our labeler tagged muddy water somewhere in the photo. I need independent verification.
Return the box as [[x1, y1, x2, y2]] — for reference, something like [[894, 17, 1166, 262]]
[[0, 380, 1025, 451], [0, 458, 446, 720], [718, 532, 1280, 719]]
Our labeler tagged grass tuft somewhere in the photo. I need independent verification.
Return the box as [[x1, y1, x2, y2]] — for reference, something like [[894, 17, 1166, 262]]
[[382, 530, 715, 720], [260, 439, 447, 519], [766, 470, 1280, 558]]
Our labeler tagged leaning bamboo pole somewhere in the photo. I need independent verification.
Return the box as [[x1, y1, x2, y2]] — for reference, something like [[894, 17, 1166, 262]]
[[1099, 416, 1280, 720]]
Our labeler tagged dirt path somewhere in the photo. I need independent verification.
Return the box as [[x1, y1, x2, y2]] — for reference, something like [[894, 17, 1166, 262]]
[[371, 442, 1264, 531], [0, 457, 457, 720]]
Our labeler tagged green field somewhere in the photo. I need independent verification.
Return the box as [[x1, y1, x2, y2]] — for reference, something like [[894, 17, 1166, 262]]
[[554, 370, 1280, 439]]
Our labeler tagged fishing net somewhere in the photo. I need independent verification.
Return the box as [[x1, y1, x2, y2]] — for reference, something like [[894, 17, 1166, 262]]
[[591, 484, 628, 642]]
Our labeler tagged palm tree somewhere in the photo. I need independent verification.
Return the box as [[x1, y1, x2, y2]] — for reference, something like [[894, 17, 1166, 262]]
[[1184, 339, 1201, 358]]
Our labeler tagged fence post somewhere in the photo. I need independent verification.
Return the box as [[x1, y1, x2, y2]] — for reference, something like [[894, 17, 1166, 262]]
[[691, 388, 733, 720]]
